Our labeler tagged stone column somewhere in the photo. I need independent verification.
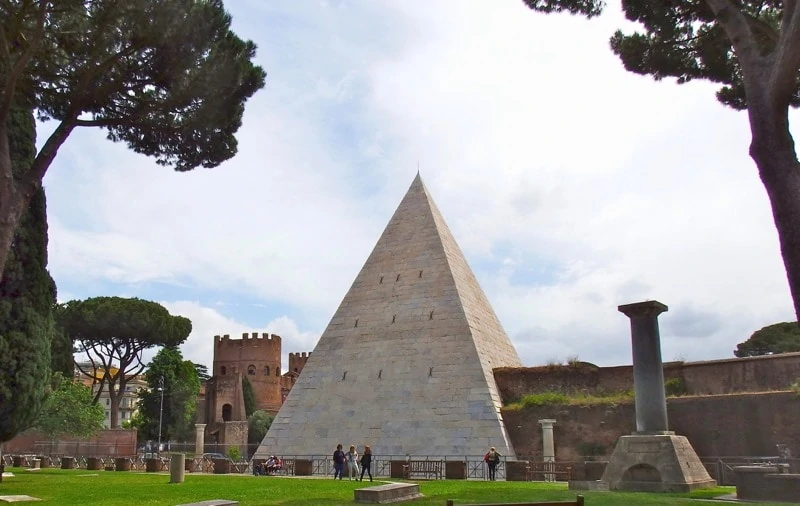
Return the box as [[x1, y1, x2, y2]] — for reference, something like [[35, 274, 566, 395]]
[[194, 424, 206, 455], [618, 300, 669, 433], [539, 419, 556, 462], [539, 419, 556, 482]]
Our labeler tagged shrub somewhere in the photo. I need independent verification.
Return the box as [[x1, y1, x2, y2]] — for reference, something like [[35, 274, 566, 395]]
[[226, 446, 242, 462], [665, 377, 688, 397]]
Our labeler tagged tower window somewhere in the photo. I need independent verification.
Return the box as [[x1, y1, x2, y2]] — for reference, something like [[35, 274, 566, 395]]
[[247, 364, 256, 375], [220, 366, 227, 375]]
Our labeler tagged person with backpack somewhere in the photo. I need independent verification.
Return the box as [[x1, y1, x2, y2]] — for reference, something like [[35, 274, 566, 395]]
[[333, 444, 346, 480], [484, 446, 501, 481]]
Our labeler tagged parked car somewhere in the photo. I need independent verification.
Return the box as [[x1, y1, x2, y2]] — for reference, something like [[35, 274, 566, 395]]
[[202, 452, 230, 461]]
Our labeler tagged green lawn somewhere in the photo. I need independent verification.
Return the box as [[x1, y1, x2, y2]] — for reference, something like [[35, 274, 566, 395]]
[[0, 467, 782, 505]]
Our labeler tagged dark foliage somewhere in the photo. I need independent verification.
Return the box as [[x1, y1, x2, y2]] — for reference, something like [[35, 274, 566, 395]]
[[0, 103, 56, 443]]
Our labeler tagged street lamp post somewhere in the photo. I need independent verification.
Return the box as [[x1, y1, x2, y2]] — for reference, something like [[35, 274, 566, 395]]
[[157, 376, 164, 453]]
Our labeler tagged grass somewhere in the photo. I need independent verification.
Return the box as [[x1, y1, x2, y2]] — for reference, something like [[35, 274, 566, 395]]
[[506, 390, 636, 410], [0, 466, 787, 505]]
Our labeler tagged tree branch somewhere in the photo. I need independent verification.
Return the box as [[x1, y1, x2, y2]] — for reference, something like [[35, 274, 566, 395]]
[[743, 12, 779, 45], [18, 118, 75, 194], [769, 0, 800, 103], [704, 0, 762, 70]]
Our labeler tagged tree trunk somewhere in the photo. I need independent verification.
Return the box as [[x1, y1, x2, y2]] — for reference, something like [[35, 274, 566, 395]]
[[748, 100, 800, 321], [108, 380, 120, 429], [0, 123, 30, 279]]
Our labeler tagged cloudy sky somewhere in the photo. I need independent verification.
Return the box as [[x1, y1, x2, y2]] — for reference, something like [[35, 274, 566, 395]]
[[42, 0, 796, 373]]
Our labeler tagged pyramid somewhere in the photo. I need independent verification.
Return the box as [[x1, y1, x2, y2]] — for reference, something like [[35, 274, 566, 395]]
[[256, 174, 523, 459]]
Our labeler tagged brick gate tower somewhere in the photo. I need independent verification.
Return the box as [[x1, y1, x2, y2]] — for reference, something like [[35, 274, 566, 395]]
[[212, 333, 283, 415]]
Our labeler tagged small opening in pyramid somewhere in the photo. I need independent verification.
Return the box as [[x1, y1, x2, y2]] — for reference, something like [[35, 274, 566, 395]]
[[354, 319, 359, 328], [419, 270, 423, 278], [429, 310, 434, 320], [396, 274, 400, 282], [429, 367, 433, 377], [342, 371, 347, 381], [379, 276, 383, 284], [392, 314, 396, 323], [378, 369, 382, 379]]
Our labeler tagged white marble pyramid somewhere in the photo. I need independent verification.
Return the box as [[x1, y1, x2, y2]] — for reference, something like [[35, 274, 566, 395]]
[[256, 174, 522, 459]]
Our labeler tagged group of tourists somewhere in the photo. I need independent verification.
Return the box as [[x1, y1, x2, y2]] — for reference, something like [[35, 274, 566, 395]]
[[332, 443, 373, 481], [253, 455, 283, 476]]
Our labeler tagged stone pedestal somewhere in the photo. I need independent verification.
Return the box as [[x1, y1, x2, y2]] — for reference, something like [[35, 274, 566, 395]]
[[170, 453, 185, 484], [445, 461, 466, 480], [115, 458, 131, 471], [86, 457, 102, 470], [601, 434, 716, 492], [61, 457, 75, 469], [294, 459, 312, 476], [212, 458, 230, 474], [146, 458, 161, 473], [600, 300, 715, 493], [505, 461, 529, 481], [195, 424, 206, 455], [390, 461, 407, 479]]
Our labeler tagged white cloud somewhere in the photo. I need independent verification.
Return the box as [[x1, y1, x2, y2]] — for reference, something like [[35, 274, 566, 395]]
[[44, 1, 797, 372]]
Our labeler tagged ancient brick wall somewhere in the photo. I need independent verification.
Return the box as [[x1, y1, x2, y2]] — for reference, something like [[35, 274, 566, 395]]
[[503, 391, 800, 462], [494, 352, 800, 402], [3, 429, 137, 456], [681, 353, 800, 394]]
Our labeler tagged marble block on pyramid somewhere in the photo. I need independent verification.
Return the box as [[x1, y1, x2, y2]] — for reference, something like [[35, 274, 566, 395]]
[[256, 174, 523, 459]]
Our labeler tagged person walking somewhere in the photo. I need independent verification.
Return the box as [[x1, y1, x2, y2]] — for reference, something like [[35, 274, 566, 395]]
[[359, 445, 373, 482], [345, 444, 360, 480], [485, 446, 501, 481], [333, 444, 345, 480]]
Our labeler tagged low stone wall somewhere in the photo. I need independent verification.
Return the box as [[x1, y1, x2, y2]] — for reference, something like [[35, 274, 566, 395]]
[[503, 391, 800, 462], [494, 352, 800, 402]]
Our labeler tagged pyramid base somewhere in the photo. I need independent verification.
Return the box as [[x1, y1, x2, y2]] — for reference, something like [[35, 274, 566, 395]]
[[600, 434, 716, 493]]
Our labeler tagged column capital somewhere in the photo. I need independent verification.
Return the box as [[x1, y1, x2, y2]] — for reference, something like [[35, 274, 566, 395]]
[[538, 419, 556, 428], [618, 300, 668, 319], [195, 424, 207, 429]]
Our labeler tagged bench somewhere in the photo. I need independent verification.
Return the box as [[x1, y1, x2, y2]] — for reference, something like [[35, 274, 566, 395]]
[[403, 460, 443, 480], [445, 495, 584, 506]]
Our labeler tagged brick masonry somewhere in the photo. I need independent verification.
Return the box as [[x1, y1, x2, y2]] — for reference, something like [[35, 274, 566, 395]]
[[494, 352, 800, 401], [503, 391, 800, 461], [256, 174, 523, 459]]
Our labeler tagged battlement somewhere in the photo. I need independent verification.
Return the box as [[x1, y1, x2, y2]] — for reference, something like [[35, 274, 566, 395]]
[[288, 351, 312, 374], [214, 332, 282, 347]]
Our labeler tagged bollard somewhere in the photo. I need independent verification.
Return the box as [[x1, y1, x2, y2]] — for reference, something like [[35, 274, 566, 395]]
[[170, 453, 185, 484]]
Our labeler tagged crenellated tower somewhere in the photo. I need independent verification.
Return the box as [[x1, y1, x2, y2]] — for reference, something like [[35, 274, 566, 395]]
[[213, 333, 283, 414]]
